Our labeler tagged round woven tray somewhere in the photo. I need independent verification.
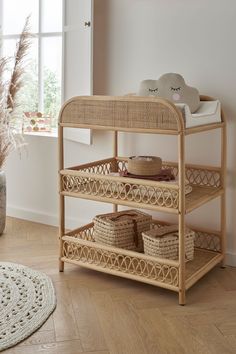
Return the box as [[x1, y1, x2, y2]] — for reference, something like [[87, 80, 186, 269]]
[[127, 156, 162, 176]]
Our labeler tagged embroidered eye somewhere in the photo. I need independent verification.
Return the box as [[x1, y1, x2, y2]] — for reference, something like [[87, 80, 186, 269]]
[[148, 88, 158, 92], [170, 87, 181, 91]]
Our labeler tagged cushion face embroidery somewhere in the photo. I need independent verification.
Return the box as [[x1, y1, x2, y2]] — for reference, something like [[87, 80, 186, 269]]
[[138, 73, 200, 113]]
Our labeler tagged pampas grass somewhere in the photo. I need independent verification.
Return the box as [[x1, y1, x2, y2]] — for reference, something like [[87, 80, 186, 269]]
[[0, 16, 31, 169]]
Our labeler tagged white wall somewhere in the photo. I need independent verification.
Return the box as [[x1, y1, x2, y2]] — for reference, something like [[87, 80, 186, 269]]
[[6, 136, 58, 225], [5, 132, 114, 230], [93, 0, 236, 265], [6, 0, 236, 265], [6, 0, 96, 229]]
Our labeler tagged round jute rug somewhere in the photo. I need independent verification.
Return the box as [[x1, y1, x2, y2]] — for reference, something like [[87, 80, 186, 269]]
[[0, 262, 56, 352]]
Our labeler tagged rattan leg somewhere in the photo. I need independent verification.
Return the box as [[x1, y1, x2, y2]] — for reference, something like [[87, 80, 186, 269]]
[[178, 289, 186, 306], [220, 124, 226, 268], [178, 221, 186, 306], [59, 194, 65, 272], [58, 191, 65, 272], [58, 124, 65, 272], [220, 193, 226, 268], [113, 131, 118, 214], [59, 258, 64, 272], [59, 229, 65, 272], [178, 132, 186, 306], [220, 198, 226, 268]]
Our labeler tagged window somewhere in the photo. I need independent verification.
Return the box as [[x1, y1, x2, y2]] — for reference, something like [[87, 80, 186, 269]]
[[0, 0, 63, 129], [0, 0, 93, 143]]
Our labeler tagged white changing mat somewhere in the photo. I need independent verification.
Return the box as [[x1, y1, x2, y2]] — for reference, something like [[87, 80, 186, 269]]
[[175, 100, 221, 128]]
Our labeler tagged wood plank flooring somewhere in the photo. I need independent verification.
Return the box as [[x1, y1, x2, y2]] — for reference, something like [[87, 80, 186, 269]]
[[1, 217, 236, 354]]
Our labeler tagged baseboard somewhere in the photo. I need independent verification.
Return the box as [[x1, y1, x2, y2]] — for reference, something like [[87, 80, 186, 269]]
[[7, 206, 58, 226], [225, 252, 236, 267], [6, 206, 89, 230]]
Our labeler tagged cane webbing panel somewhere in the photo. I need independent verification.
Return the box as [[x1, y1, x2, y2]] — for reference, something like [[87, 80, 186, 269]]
[[60, 96, 183, 131]]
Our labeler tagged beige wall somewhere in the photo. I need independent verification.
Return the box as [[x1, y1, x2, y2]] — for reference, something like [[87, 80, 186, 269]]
[[93, 0, 236, 265]]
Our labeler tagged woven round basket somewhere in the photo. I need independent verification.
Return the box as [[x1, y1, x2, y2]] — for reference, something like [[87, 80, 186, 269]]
[[127, 156, 162, 176], [142, 224, 195, 261]]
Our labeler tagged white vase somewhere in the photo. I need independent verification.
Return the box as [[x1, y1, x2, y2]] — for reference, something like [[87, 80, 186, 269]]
[[0, 170, 6, 235]]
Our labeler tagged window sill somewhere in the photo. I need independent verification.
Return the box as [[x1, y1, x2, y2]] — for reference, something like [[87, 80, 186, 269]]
[[23, 129, 58, 138], [23, 128, 92, 145]]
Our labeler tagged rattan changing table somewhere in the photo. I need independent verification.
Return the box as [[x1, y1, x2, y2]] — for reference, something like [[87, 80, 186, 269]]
[[58, 95, 226, 305]]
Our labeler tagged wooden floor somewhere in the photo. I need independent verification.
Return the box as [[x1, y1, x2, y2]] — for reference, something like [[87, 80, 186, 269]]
[[1, 217, 236, 354]]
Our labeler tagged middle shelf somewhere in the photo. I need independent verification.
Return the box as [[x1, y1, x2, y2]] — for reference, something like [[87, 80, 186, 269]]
[[60, 157, 223, 214]]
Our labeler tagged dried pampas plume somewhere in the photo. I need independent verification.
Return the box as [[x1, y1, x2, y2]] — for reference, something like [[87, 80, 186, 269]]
[[0, 16, 32, 169], [7, 16, 31, 111]]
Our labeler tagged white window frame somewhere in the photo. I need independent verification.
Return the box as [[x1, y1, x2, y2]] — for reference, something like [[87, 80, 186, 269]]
[[0, 0, 93, 144], [0, 0, 63, 116]]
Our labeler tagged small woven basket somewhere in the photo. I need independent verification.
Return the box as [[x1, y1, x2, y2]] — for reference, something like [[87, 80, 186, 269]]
[[127, 156, 162, 176], [93, 209, 152, 252], [142, 225, 195, 261]]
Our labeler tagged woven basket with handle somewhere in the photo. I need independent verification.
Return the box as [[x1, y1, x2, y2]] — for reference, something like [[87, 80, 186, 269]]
[[93, 209, 152, 252], [142, 224, 195, 261]]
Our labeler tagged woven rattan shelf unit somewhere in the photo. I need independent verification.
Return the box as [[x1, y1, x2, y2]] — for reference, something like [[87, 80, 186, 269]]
[[58, 95, 226, 305]]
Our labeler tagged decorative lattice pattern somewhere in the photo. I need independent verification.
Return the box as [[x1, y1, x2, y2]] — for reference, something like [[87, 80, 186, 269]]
[[68, 222, 221, 251], [0, 262, 56, 352], [75, 160, 117, 175], [62, 221, 222, 291], [194, 230, 221, 251], [162, 164, 179, 178], [66, 222, 221, 253], [61, 159, 222, 211], [185, 167, 221, 188], [67, 224, 95, 241], [150, 222, 221, 252], [62, 175, 179, 209], [118, 160, 221, 188], [62, 239, 179, 287]]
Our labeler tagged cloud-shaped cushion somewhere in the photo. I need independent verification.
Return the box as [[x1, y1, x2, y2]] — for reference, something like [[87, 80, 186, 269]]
[[138, 73, 200, 113]]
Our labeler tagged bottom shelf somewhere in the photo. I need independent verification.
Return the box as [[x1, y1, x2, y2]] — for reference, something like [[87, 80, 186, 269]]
[[61, 221, 223, 292], [185, 249, 222, 289]]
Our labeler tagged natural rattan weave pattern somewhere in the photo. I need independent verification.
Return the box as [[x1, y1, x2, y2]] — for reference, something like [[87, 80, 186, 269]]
[[64, 220, 221, 253], [68, 158, 222, 189], [61, 221, 222, 291], [93, 210, 152, 252], [60, 96, 182, 131], [194, 229, 221, 252], [62, 238, 179, 288], [58, 95, 226, 305], [142, 225, 195, 261], [60, 158, 222, 213], [127, 156, 162, 176]]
